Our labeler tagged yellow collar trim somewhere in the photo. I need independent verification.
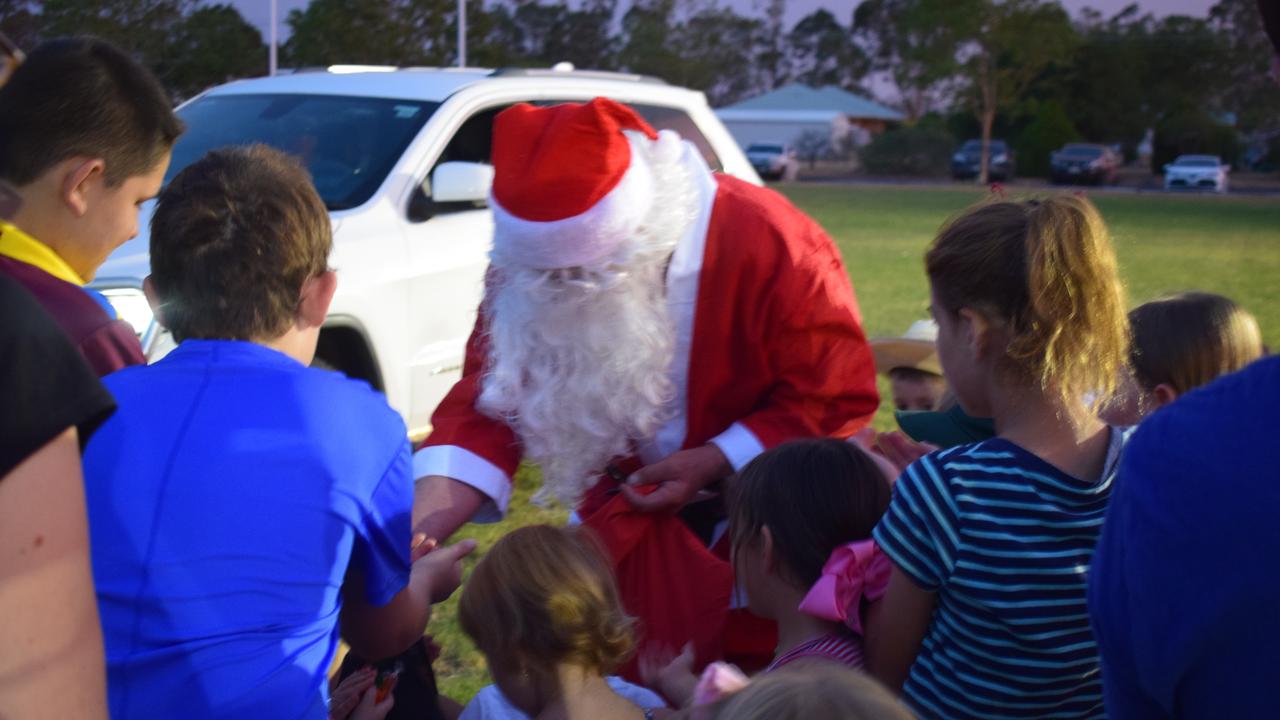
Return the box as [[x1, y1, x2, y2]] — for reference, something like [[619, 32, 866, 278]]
[[0, 221, 85, 286]]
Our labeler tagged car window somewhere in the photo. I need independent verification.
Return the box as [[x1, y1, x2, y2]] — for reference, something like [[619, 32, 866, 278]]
[[1062, 145, 1103, 158], [630, 104, 724, 171], [170, 94, 438, 210], [748, 144, 784, 154], [422, 99, 725, 202]]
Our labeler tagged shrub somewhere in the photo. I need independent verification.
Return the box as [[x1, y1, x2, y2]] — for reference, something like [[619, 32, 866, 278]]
[[859, 125, 953, 176], [1015, 102, 1081, 177], [1152, 110, 1241, 173]]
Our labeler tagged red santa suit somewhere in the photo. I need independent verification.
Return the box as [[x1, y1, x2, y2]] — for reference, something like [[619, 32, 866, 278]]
[[415, 98, 878, 673]]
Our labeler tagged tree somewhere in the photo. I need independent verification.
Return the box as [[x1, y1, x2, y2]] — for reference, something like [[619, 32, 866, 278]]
[[283, 0, 447, 67], [165, 4, 266, 99], [497, 0, 616, 69], [961, 0, 1078, 182], [787, 10, 867, 91], [0, 0, 41, 50], [1210, 0, 1279, 135], [617, 0, 684, 82], [40, 0, 193, 88], [793, 128, 829, 168], [853, 0, 973, 121], [1013, 101, 1079, 176], [670, 6, 761, 105], [754, 0, 789, 90]]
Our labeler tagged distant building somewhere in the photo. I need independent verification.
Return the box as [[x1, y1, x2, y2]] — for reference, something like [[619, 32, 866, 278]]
[[715, 84, 905, 152]]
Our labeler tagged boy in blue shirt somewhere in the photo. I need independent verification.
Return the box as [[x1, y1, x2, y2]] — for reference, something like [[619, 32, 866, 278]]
[[83, 145, 473, 719]]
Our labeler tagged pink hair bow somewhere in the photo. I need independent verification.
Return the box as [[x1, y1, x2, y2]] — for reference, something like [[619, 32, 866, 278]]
[[797, 539, 891, 636]]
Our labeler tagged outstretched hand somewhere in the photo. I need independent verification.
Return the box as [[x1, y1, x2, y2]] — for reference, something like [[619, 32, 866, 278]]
[[621, 445, 732, 514], [410, 537, 477, 604]]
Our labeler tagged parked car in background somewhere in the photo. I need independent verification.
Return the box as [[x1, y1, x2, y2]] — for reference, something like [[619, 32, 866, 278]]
[[745, 142, 799, 180], [91, 65, 761, 436], [1050, 143, 1121, 185], [1164, 154, 1230, 193], [951, 139, 1015, 181]]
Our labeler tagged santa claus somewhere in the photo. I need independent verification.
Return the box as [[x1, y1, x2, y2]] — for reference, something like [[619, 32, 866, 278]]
[[412, 98, 878, 668]]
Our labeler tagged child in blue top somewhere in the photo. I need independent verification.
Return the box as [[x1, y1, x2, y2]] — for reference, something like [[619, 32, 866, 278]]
[[867, 196, 1132, 719], [83, 145, 474, 719]]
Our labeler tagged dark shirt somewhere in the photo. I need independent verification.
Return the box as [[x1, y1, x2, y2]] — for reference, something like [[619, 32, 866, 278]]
[[0, 255, 145, 376], [1090, 356, 1280, 718], [0, 272, 115, 477]]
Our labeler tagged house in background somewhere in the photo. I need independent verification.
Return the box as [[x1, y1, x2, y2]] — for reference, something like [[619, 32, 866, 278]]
[[715, 84, 905, 153]]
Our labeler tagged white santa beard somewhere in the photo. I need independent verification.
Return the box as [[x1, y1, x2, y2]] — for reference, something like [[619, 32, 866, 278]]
[[478, 137, 700, 506]]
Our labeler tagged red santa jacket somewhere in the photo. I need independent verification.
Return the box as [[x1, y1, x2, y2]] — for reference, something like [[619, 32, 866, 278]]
[[415, 172, 879, 513]]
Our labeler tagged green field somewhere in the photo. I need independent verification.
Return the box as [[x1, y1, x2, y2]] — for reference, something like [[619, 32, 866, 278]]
[[428, 183, 1280, 701]]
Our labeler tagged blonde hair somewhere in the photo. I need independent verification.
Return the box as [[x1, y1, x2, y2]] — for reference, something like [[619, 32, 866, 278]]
[[926, 195, 1129, 409], [712, 664, 913, 720], [1128, 292, 1263, 395], [457, 525, 635, 675]]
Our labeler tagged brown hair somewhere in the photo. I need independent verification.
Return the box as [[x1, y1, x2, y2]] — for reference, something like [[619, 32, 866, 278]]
[[1129, 292, 1263, 395], [458, 525, 635, 675], [729, 439, 891, 590], [712, 664, 913, 720], [926, 195, 1129, 409], [0, 37, 183, 186], [150, 145, 331, 343]]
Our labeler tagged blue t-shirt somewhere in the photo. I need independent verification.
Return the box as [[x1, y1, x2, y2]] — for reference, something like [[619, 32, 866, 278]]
[[83, 340, 413, 720], [1089, 356, 1280, 719], [873, 428, 1128, 719]]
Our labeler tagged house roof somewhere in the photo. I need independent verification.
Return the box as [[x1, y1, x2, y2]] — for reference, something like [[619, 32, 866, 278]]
[[717, 84, 905, 121]]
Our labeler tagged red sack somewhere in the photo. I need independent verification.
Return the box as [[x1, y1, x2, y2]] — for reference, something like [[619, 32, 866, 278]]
[[581, 487, 733, 683]]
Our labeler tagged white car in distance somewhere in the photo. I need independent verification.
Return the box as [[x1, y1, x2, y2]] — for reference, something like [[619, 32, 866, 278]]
[[1163, 154, 1230, 193], [93, 65, 762, 437]]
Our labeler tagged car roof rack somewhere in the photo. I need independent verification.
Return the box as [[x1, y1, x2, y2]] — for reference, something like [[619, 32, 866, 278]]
[[487, 66, 667, 85]]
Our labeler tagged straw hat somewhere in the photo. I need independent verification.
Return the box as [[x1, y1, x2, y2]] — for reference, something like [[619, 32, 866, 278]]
[[869, 319, 941, 376]]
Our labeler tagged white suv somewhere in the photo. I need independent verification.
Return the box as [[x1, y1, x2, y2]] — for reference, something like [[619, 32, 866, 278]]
[[93, 66, 762, 436]]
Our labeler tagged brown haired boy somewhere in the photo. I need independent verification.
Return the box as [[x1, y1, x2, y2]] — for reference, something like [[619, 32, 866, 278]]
[[0, 37, 184, 375], [80, 145, 473, 718]]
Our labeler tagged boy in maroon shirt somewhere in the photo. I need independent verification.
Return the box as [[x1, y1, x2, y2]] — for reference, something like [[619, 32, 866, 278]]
[[0, 38, 183, 375]]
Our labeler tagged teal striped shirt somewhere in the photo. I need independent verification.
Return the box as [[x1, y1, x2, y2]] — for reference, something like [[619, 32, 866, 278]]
[[874, 429, 1129, 719]]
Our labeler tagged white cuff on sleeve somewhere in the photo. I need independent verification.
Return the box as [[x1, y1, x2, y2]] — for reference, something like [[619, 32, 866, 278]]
[[709, 422, 766, 472], [413, 445, 512, 524]]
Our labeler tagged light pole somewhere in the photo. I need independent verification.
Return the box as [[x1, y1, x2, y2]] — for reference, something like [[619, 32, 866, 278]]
[[269, 0, 278, 76], [457, 0, 467, 67]]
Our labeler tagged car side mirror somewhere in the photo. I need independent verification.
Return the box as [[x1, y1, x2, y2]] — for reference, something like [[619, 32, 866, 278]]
[[431, 161, 494, 204]]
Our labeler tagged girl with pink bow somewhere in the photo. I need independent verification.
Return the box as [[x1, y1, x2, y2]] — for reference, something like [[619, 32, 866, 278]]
[[645, 438, 895, 710]]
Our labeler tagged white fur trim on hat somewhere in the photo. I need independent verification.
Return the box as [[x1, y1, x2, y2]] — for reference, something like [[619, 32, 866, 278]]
[[489, 131, 657, 270]]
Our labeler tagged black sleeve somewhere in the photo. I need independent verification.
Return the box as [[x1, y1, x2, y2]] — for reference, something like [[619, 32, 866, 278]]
[[0, 273, 115, 478]]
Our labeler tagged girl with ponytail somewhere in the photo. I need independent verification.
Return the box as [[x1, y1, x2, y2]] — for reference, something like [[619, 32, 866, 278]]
[[867, 195, 1132, 718]]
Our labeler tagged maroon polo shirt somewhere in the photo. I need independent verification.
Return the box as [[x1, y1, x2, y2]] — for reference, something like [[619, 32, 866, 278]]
[[0, 255, 145, 376]]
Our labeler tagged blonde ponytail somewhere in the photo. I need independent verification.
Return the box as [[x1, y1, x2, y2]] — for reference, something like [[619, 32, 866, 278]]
[[926, 195, 1130, 410]]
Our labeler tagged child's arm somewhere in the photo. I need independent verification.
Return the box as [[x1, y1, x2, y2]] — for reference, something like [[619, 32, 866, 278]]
[[864, 566, 935, 692], [339, 539, 475, 661], [640, 643, 699, 708]]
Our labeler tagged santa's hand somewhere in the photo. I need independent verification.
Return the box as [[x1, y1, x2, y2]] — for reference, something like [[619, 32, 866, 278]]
[[621, 445, 732, 514]]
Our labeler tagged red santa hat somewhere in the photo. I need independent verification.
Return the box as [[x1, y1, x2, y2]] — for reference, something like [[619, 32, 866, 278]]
[[489, 98, 663, 270]]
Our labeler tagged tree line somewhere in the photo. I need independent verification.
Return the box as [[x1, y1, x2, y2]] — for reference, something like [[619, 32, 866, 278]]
[[3, 0, 1275, 175]]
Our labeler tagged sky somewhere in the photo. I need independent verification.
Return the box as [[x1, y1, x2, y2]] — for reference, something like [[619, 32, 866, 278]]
[[235, 0, 1219, 41]]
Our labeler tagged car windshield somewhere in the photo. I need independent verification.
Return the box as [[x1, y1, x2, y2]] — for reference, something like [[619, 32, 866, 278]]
[[747, 144, 784, 154], [1062, 145, 1104, 158], [168, 93, 439, 210], [1173, 156, 1219, 167]]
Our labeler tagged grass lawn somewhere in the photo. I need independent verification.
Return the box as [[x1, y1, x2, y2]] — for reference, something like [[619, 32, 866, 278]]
[[428, 183, 1280, 701]]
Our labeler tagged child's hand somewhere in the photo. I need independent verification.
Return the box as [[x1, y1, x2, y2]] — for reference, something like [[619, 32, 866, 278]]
[[875, 431, 939, 475], [411, 538, 477, 604], [640, 642, 698, 708], [329, 667, 376, 720], [350, 675, 395, 720]]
